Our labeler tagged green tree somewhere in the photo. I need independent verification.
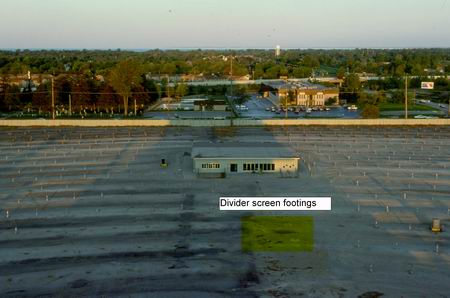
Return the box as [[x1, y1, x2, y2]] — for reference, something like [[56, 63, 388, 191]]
[[3, 84, 21, 111], [108, 60, 143, 116], [358, 92, 385, 106], [361, 104, 380, 118], [32, 82, 51, 114], [131, 85, 148, 115], [293, 67, 312, 78], [253, 64, 265, 79], [336, 67, 346, 79], [395, 64, 406, 77], [70, 77, 91, 113], [160, 63, 177, 75], [344, 73, 361, 92], [341, 73, 361, 102], [175, 83, 188, 99], [97, 84, 120, 114], [156, 84, 162, 99], [390, 90, 404, 103]]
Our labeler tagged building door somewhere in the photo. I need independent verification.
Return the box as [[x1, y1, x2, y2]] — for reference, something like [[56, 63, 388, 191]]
[[230, 164, 238, 172]]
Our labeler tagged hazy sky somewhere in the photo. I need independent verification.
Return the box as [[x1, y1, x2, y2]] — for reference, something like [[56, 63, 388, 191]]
[[1, 0, 449, 49]]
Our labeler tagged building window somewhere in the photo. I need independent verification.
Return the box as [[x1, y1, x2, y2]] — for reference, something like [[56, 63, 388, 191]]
[[202, 163, 220, 169], [242, 163, 275, 172]]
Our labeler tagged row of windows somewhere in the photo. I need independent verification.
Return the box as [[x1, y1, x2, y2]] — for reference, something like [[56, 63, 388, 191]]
[[297, 93, 324, 99], [243, 163, 275, 171], [202, 163, 220, 169]]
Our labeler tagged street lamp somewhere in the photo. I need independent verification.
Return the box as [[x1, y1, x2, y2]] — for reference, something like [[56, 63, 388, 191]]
[[51, 75, 55, 120]]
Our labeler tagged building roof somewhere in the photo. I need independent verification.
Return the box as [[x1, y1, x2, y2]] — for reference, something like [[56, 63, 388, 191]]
[[293, 89, 339, 95], [192, 142, 299, 159], [263, 80, 338, 93], [193, 100, 227, 106]]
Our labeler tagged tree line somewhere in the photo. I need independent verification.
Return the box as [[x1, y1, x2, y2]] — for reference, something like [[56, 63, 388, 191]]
[[0, 60, 191, 116], [1, 49, 450, 116], [1, 48, 450, 79]]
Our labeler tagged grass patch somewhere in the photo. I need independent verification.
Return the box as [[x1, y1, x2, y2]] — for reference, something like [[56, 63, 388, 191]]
[[378, 103, 438, 112], [241, 216, 313, 252], [317, 65, 338, 76]]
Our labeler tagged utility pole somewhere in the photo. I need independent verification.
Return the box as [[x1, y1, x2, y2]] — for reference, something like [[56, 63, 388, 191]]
[[134, 98, 137, 116], [404, 75, 408, 119], [285, 88, 288, 119], [51, 76, 55, 119], [69, 94, 72, 116], [166, 75, 171, 110], [284, 77, 291, 120], [229, 55, 234, 126], [230, 56, 233, 100]]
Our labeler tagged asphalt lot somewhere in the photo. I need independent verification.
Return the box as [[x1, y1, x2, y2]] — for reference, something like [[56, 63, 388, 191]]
[[238, 97, 360, 119], [144, 110, 231, 119], [0, 126, 449, 296]]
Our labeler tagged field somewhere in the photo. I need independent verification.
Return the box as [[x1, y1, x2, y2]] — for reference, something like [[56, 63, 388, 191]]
[[0, 125, 449, 297], [241, 216, 314, 252], [378, 102, 438, 111]]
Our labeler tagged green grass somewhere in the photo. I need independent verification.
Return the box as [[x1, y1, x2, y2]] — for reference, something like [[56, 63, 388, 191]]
[[241, 216, 314, 252], [378, 103, 438, 112], [317, 65, 338, 76]]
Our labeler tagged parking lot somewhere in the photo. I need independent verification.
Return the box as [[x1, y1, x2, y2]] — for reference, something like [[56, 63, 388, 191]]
[[144, 110, 231, 119], [0, 126, 449, 296], [237, 97, 361, 119]]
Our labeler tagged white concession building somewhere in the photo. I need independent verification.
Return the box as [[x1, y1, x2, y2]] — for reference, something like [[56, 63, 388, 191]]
[[192, 142, 299, 175]]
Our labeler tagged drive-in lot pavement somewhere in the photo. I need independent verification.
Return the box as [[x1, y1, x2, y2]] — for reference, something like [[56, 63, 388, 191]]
[[1, 126, 449, 297]]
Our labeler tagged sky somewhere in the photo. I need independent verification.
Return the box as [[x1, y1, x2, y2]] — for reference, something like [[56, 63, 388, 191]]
[[0, 0, 449, 49]]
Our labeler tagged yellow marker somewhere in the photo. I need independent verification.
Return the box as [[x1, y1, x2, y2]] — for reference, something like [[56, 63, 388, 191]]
[[431, 218, 441, 233], [161, 159, 168, 168]]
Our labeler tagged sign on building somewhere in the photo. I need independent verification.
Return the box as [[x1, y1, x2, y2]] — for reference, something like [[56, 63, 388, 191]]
[[421, 82, 434, 90]]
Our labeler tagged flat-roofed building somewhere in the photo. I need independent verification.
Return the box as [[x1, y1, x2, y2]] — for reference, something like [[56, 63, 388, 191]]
[[194, 99, 228, 111], [295, 89, 338, 106], [262, 81, 339, 107], [192, 142, 299, 175]]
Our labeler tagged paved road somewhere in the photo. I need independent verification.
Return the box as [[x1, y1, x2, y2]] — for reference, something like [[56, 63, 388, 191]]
[[416, 101, 449, 116]]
